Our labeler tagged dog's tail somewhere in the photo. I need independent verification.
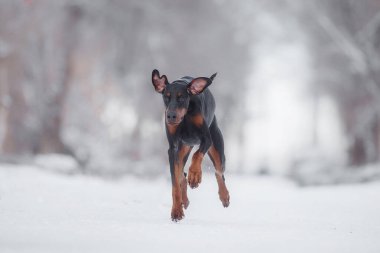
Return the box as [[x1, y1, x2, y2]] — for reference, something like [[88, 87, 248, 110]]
[[210, 73, 217, 81]]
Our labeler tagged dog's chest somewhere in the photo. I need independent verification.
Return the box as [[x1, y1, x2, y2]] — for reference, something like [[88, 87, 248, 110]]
[[179, 127, 201, 146]]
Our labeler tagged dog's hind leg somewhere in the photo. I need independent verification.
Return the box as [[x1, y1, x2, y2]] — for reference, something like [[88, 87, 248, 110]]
[[207, 117, 230, 207]]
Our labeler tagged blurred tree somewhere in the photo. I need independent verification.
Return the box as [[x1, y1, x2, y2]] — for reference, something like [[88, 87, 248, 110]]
[[1, 1, 83, 156], [300, 0, 380, 166], [2, 0, 378, 178], [0, 0, 253, 174]]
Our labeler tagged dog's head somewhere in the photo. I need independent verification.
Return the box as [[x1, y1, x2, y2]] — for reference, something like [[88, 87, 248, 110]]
[[152, 69, 216, 125]]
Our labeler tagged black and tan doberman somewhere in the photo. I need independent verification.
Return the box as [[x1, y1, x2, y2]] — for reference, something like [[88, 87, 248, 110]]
[[152, 69, 230, 221]]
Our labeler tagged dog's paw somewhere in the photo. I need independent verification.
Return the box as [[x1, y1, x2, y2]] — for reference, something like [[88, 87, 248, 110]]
[[171, 206, 185, 222], [188, 168, 202, 189], [219, 189, 230, 208]]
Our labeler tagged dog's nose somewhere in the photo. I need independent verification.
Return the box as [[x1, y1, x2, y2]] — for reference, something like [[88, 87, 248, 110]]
[[167, 111, 177, 122], [166, 111, 177, 123]]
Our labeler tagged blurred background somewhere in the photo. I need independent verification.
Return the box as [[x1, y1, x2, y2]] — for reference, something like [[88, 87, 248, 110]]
[[1, 0, 380, 185]]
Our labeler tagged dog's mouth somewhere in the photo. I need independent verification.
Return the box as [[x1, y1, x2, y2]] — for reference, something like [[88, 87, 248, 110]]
[[166, 117, 184, 125]]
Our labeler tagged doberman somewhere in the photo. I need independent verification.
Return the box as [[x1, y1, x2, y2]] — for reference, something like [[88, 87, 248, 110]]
[[151, 69, 230, 221]]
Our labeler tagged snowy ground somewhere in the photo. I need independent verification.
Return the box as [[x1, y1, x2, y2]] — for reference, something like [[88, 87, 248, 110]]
[[0, 164, 380, 253]]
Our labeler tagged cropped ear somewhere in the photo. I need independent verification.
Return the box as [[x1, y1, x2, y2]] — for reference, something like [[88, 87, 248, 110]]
[[187, 73, 217, 95], [152, 69, 169, 93]]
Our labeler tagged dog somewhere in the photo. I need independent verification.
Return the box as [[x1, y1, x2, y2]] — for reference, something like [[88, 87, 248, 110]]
[[151, 69, 230, 221]]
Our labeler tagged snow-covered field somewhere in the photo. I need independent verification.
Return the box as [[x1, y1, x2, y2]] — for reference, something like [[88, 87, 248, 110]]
[[1, 164, 380, 253]]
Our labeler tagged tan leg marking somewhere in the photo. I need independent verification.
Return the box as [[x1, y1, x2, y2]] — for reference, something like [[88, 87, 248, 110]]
[[208, 145, 230, 207], [188, 151, 204, 189]]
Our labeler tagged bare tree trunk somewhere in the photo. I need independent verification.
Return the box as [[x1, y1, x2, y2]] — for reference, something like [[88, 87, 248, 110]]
[[2, 53, 37, 154], [372, 115, 380, 162], [36, 4, 83, 154], [348, 136, 366, 166], [1, 4, 83, 156]]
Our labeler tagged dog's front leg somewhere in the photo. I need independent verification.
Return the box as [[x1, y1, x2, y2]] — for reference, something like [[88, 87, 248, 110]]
[[168, 146, 184, 221], [188, 127, 212, 189]]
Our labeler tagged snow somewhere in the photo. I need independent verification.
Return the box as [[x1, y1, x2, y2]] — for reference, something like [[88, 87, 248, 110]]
[[34, 154, 79, 174], [1, 164, 380, 253]]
